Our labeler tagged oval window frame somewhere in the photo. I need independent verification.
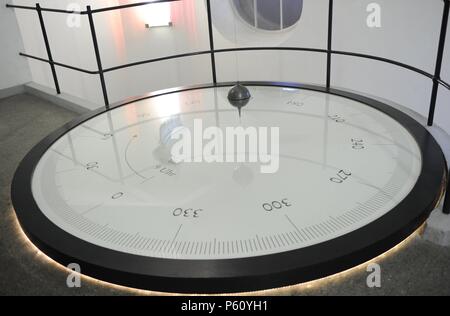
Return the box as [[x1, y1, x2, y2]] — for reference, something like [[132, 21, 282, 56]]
[[231, 0, 304, 33]]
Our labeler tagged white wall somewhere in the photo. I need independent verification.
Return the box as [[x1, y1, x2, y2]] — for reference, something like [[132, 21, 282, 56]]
[[10, 0, 450, 135], [0, 0, 31, 90], [331, 0, 444, 120]]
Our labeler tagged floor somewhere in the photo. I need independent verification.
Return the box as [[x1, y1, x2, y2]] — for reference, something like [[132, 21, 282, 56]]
[[0, 93, 450, 296]]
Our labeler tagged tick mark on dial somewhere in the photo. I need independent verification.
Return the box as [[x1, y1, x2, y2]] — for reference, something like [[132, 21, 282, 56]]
[[168, 224, 183, 254], [140, 176, 155, 184], [285, 214, 302, 236], [171, 224, 183, 244], [81, 203, 103, 215], [56, 168, 77, 174]]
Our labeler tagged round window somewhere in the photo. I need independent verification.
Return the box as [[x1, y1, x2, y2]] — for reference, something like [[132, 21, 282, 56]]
[[232, 0, 303, 31]]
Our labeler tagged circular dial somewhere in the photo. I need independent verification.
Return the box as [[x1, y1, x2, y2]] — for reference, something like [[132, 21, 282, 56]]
[[31, 86, 422, 260]]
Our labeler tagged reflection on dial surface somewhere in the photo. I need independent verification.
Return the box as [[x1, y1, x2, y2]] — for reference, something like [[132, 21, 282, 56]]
[[32, 86, 421, 260]]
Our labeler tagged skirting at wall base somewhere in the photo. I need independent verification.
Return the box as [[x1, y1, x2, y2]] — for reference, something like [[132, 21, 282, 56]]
[[24, 82, 94, 114], [0, 85, 25, 100]]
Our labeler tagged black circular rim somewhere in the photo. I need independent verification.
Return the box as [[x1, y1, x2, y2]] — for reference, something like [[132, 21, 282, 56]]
[[11, 81, 446, 294]]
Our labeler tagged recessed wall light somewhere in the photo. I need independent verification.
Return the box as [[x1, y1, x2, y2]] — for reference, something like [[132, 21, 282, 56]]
[[144, 3, 172, 28]]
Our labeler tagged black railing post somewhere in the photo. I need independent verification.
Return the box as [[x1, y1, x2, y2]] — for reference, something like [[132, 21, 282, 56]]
[[427, 0, 449, 127], [206, 0, 217, 84], [326, 0, 333, 90], [443, 176, 450, 214], [87, 5, 109, 108], [36, 3, 60, 94]]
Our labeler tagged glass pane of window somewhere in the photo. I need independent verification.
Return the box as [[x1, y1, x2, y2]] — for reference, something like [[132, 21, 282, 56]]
[[232, 0, 302, 31], [233, 0, 256, 27], [282, 0, 303, 28], [256, 0, 281, 31]]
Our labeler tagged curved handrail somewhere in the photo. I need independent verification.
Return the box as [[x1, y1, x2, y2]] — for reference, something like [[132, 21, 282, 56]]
[[5, 0, 181, 14], [18, 47, 449, 89], [5, 0, 450, 128]]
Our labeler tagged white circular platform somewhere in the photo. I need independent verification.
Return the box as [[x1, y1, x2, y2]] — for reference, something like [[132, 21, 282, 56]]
[[31, 86, 422, 260]]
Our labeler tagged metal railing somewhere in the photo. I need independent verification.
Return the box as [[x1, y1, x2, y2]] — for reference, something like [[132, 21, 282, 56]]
[[6, 0, 450, 213]]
